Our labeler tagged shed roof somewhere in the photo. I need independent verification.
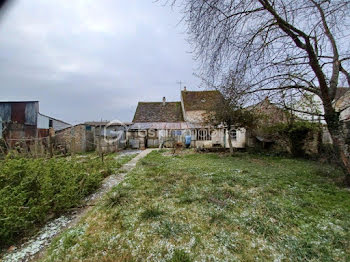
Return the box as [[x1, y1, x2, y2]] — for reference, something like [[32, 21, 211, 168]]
[[181, 90, 223, 111], [0, 101, 39, 103], [39, 113, 71, 125], [132, 102, 184, 122], [84, 121, 132, 126]]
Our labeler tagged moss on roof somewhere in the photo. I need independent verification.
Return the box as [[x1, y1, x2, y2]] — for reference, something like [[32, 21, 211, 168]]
[[181, 90, 223, 111], [132, 102, 184, 122]]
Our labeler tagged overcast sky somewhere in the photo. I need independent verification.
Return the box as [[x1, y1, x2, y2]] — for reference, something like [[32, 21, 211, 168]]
[[0, 0, 201, 124]]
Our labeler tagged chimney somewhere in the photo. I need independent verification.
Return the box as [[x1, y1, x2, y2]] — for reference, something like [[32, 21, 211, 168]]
[[184, 86, 187, 91], [162, 96, 166, 106]]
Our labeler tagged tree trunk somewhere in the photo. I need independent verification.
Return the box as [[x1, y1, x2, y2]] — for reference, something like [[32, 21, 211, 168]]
[[325, 111, 350, 186]]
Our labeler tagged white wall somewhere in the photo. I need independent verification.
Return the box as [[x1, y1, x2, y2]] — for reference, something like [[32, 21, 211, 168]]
[[335, 91, 350, 121], [37, 113, 49, 129], [293, 93, 325, 123], [225, 128, 246, 149], [184, 110, 207, 123]]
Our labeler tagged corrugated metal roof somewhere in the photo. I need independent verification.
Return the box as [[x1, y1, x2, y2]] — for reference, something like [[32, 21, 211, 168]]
[[84, 121, 132, 126], [0, 101, 39, 103]]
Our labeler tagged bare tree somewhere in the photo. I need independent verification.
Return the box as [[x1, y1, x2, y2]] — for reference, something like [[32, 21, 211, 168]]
[[169, 0, 350, 184]]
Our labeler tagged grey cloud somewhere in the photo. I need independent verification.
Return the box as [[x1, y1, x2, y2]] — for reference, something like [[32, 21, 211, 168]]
[[0, 0, 200, 124]]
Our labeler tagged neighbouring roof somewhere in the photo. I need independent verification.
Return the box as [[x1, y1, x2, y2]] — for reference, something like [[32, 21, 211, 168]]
[[132, 102, 184, 122], [181, 90, 223, 111], [248, 97, 284, 111]]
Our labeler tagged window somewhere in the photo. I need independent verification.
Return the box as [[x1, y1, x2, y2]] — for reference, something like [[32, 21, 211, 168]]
[[229, 129, 237, 140], [197, 129, 211, 141], [49, 119, 53, 128], [171, 130, 182, 136]]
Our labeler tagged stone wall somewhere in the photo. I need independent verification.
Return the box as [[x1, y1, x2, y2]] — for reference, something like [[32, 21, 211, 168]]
[[55, 124, 95, 153]]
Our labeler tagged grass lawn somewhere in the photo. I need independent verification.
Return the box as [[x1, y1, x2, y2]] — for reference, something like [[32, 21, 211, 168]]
[[41, 151, 350, 262]]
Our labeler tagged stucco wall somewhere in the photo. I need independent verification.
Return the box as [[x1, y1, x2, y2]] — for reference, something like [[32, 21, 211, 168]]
[[335, 91, 350, 121], [224, 128, 246, 149], [184, 110, 207, 123]]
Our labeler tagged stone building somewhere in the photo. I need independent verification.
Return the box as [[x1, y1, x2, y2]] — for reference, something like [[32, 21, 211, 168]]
[[55, 121, 130, 153], [55, 124, 95, 153], [249, 97, 321, 155], [128, 89, 247, 149]]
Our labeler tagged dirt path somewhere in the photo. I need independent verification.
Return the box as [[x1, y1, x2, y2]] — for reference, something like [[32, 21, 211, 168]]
[[1, 149, 156, 262]]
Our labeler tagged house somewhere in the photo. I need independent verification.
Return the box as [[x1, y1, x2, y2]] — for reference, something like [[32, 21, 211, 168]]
[[293, 88, 349, 124], [54, 123, 95, 153], [128, 88, 247, 149], [293, 88, 350, 144], [0, 101, 69, 147], [248, 97, 323, 155], [246, 97, 290, 148]]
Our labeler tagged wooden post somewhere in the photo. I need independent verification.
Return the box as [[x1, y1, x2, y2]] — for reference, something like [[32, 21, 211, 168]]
[[99, 122, 102, 156], [34, 138, 39, 158], [49, 132, 53, 158]]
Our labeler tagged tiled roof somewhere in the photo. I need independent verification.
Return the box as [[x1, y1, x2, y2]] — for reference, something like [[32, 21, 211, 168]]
[[132, 102, 184, 122], [181, 90, 223, 111]]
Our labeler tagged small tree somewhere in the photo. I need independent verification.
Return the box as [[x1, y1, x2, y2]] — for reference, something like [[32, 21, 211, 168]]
[[207, 82, 256, 155]]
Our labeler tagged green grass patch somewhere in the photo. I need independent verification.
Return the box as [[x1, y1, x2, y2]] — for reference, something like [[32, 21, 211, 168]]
[[41, 151, 350, 261], [140, 206, 164, 220]]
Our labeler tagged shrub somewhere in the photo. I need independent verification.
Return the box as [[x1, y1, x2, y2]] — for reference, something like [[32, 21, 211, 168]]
[[263, 121, 321, 157], [0, 154, 120, 247]]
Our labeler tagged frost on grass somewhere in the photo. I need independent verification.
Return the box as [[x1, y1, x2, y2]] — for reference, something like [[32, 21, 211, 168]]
[[38, 152, 350, 261], [2, 216, 72, 262]]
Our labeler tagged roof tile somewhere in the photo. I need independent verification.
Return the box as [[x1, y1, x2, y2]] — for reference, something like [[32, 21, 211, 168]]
[[132, 102, 184, 122]]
